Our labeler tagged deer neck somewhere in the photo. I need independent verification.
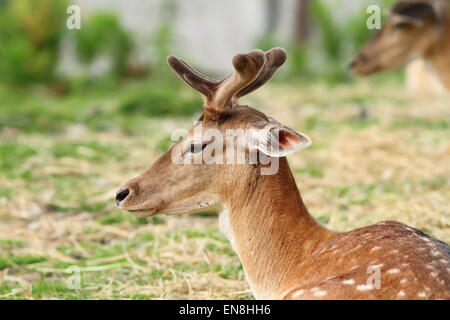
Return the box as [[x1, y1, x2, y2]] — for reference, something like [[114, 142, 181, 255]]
[[218, 157, 335, 299], [426, 10, 450, 90]]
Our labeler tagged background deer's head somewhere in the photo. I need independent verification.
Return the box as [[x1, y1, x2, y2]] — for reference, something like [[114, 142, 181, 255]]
[[116, 48, 311, 217], [349, 0, 445, 75]]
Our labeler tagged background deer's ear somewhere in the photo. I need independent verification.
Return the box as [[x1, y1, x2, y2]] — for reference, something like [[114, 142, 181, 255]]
[[392, 2, 439, 27], [249, 118, 311, 157]]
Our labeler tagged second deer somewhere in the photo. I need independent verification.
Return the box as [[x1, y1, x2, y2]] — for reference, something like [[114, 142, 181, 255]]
[[117, 48, 450, 300], [350, 0, 450, 92]]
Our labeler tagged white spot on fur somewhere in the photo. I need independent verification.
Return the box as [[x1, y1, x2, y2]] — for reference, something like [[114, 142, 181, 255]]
[[400, 278, 407, 284], [387, 268, 400, 274], [431, 250, 442, 257], [292, 289, 305, 298], [313, 290, 327, 297], [417, 292, 426, 297], [342, 279, 355, 285], [371, 246, 381, 252], [218, 209, 237, 251], [357, 284, 373, 291], [350, 244, 362, 251], [398, 290, 405, 297]]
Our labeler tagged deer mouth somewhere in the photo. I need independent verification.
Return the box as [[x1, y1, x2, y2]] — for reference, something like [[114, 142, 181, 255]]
[[127, 202, 219, 218], [351, 62, 382, 76], [127, 208, 157, 218]]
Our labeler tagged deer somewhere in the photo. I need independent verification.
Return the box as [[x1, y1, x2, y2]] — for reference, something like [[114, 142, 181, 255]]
[[349, 0, 450, 91], [116, 48, 450, 300]]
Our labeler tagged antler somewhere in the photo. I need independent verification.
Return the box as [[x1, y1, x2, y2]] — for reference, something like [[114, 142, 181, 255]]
[[167, 56, 218, 99], [211, 50, 265, 111], [168, 48, 288, 118], [168, 50, 266, 117], [235, 47, 287, 99]]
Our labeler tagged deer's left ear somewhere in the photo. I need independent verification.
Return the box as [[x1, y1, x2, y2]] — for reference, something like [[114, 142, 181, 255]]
[[249, 118, 311, 157], [392, 2, 440, 27]]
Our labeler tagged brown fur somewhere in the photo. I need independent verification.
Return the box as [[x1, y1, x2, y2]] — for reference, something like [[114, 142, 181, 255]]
[[118, 48, 450, 299], [283, 222, 450, 299], [350, 0, 450, 90]]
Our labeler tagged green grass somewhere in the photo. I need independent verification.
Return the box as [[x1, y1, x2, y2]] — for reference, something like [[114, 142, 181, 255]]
[[0, 239, 27, 248], [0, 255, 46, 269], [0, 79, 201, 135]]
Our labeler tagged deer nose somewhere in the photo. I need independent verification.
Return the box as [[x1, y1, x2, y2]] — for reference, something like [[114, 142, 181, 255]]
[[348, 53, 367, 70], [116, 188, 130, 206], [348, 58, 358, 69]]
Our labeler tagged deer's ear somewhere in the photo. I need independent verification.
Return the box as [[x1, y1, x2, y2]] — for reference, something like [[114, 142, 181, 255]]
[[392, 2, 438, 26], [249, 120, 311, 157]]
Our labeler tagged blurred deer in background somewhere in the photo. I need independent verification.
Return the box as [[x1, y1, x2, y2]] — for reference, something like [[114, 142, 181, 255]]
[[117, 48, 450, 300], [350, 0, 450, 92]]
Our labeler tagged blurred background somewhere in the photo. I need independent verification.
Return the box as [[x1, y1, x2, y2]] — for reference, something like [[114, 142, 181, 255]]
[[0, 0, 402, 89], [0, 0, 448, 299]]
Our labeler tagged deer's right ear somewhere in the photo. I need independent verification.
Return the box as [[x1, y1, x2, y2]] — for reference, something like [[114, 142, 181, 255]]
[[392, 1, 439, 27], [249, 120, 311, 157]]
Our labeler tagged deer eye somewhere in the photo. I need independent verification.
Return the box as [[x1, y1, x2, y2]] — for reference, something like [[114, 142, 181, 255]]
[[394, 22, 411, 30], [189, 143, 207, 154]]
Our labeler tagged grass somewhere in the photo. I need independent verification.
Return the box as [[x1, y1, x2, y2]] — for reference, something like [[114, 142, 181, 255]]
[[0, 77, 449, 299]]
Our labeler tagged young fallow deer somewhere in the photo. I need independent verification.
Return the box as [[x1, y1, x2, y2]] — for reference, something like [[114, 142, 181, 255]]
[[117, 48, 450, 300], [350, 0, 450, 91]]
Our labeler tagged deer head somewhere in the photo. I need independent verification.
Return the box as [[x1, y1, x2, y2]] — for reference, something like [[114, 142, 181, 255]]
[[349, 1, 444, 75], [116, 48, 311, 218]]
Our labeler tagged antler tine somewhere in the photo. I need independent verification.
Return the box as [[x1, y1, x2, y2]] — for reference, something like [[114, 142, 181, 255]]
[[210, 50, 265, 111], [235, 47, 287, 99], [167, 56, 219, 99]]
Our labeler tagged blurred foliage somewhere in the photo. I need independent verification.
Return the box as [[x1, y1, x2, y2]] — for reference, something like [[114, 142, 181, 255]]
[[0, 1, 137, 86], [150, 0, 177, 74], [0, 78, 202, 135], [0, 0, 68, 84], [309, 0, 370, 82], [120, 82, 201, 118], [313, 0, 402, 83], [286, 45, 310, 78], [74, 12, 133, 78]]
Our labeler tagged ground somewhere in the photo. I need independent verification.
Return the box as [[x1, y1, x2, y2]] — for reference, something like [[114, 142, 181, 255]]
[[0, 78, 449, 299]]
